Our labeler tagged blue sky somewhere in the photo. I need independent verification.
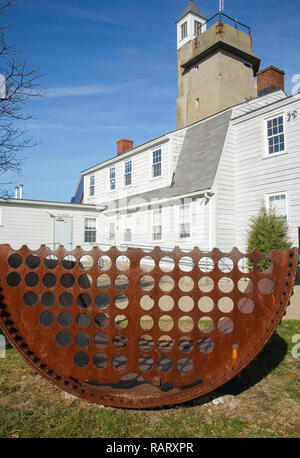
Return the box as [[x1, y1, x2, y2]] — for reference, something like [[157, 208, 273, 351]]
[[3, 0, 300, 202]]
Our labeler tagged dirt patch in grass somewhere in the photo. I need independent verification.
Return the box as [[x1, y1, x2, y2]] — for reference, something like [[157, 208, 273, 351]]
[[0, 321, 299, 438]]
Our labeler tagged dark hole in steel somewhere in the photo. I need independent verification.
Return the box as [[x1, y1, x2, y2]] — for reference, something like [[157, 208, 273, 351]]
[[23, 291, 38, 307], [8, 254, 22, 268], [56, 331, 72, 347], [77, 293, 92, 309], [74, 351, 89, 368], [94, 332, 109, 348], [58, 312, 73, 327], [25, 272, 39, 288], [41, 292, 56, 307], [26, 255, 40, 269], [59, 292, 73, 308], [6, 272, 21, 287], [60, 274, 75, 288], [95, 293, 110, 309], [77, 313, 91, 328], [75, 332, 90, 348], [40, 311, 54, 327], [43, 273, 56, 288]]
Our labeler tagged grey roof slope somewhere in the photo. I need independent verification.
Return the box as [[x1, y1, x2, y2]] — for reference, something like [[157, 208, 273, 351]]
[[177, 1, 207, 23], [103, 109, 232, 210]]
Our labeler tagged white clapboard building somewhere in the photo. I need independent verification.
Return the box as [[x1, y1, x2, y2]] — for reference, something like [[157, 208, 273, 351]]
[[0, 1, 300, 253]]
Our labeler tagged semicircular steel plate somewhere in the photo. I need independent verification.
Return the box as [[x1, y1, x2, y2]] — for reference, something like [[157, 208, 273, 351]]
[[0, 244, 298, 409]]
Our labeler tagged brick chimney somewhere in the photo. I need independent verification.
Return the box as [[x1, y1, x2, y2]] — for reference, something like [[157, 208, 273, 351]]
[[117, 139, 134, 155], [257, 66, 285, 96]]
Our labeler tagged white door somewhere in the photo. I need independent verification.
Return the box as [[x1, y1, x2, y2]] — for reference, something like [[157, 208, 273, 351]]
[[54, 217, 73, 250]]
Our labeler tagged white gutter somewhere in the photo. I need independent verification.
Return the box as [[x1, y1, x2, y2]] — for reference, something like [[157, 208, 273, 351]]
[[0, 198, 106, 212]]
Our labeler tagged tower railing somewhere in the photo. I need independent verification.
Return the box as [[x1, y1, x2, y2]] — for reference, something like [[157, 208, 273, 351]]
[[200, 12, 251, 36]]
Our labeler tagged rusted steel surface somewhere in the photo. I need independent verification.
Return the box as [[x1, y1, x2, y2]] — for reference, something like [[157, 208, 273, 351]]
[[0, 244, 298, 409]]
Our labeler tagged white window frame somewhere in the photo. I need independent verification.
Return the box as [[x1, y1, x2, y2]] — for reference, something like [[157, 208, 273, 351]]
[[124, 160, 132, 187], [266, 192, 288, 220], [84, 217, 97, 244], [265, 113, 286, 158], [152, 148, 162, 179], [178, 203, 191, 240], [152, 206, 163, 241], [194, 20, 202, 36], [181, 21, 187, 40], [109, 167, 116, 191], [89, 175, 95, 197]]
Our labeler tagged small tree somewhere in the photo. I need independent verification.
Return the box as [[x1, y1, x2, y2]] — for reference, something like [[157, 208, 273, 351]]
[[246, 204, 292, 271]]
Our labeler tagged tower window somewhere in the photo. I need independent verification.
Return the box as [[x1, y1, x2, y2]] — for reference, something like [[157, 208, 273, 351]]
[[181, 22, 187, 40], [194, 21, 202, 36]]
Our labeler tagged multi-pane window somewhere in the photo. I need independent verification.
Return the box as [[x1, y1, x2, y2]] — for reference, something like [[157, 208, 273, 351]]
[[179, 204, 190, 239], [152, 206, 162, 241], [110, 167, 116, 191], [267, 116, 285, 155], [124, 160, 132, 186], [89, 175, 95, 197], [268, 193, 287, 219], [152, 149, 162, 178], [194, 20, 202, 36], [109, 222, 115, 241], [181, 22, 187, 40], [84, 217, 97, 244]]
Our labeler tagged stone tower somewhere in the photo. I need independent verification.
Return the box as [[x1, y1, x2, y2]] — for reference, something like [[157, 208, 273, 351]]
[[176, 1, 261, 129]]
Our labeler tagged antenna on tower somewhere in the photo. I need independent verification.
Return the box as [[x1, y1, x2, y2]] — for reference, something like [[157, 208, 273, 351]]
[[219, 0, 224, 12]]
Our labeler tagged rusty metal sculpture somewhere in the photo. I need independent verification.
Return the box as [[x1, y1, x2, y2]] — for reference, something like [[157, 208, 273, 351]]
[[0, 244, 298, 409]]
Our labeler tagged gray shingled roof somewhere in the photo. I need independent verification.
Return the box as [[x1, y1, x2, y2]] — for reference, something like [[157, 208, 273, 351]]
[[103, 109, 232, 210], [177, 1, 207, 23]]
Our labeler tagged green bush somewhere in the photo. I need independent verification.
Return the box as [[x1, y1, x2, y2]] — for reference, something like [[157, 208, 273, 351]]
[[246, 204, 292, 271]]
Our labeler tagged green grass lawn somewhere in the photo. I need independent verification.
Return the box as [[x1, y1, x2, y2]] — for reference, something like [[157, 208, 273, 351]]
[[0, 321, 299, 438]]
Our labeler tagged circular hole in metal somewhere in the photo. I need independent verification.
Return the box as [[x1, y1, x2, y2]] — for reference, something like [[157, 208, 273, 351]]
[[138, 355, 154, 372], [56, 331, 72, 347], [158, 335, 174, 352], [198, 257, 214, 273], [178, 336, 194, 353], [178, 276, 194, 292], [238, 257, 252, 273], [62, 255, 76, 269], [198, 297, 214, 313], [95, 313, 109, 329], [218, 277, 234, 293], [197, 337, 214, 354], [112, 353, 128, 371], [77, 293, 92, 309], [198, 317, 214, 333], [238, 277, 254, 293], [178, 316, 194, 333], [40, 311, 54, 327], [114, 294, 129, 310], [178, 296, 194, 312], [95, 293, 110, 310], [76, 313, 91, 328], [60, 273, 75, 288], [114, 314, 128, 329], [41, 292, 55, 307], [158, 295, 174, 312], [140, 275, 155, 292], [114, 274, 129, 291], [95, 358, 114, 377], [59, 292, 73, 308], [140, 295, 154, 311], [140, 315, 154, 331], [8, 253, 22, 268], [75, 332, 90, 348], [93, 352, 108, 369], [42, 273, 56, 288], [218, 317, 234, 334], [26, 254, 40, 269], [94, 332, 109, 348], [23, 291, 38, 307], [218, 297, 234, 313], [138, 335, 154, 352], [179, 256, 194, 272], [257, 258, 273, 273], [6, 272, 21, 287], [116, 255, 130, 271], [177, 357, 194, 374], [140, 256, 155, 272], [58, 311, 73, 327], [78, 274, 92, 289], [44, 255, 58, 269], [218, 257, 234, 273], [79, 255, 93, 270], [96, 274, 110, 290], [159, 275, 174, 292], [98, 255, 112, 271], [158, 315, 174, 332], [238, 297, 255, 314], [157, 356, 172, 373], [74, 351, 89, 368], [159, 256, 175, 273], [258, 278, 275, 294], [113, 335, 128, 349], [198, 276, 214, 293]]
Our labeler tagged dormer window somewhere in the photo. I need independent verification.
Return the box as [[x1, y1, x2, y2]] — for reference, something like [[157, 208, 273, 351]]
[[152, 149, 162, 178], [181, 22, 187, 40], [89, 175, 95, 197]]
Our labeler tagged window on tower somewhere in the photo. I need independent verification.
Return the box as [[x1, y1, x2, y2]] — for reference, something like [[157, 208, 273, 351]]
[[194, 20, 202, 36], [181, 22, 187, 40]]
